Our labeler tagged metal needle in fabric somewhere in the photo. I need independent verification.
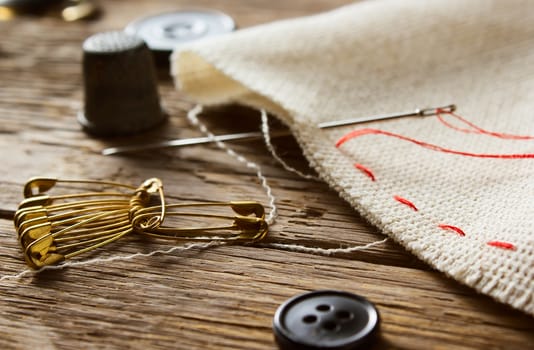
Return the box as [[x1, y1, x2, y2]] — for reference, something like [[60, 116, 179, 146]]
[[102, 104, 455, 155], [317, 104, 455, 128]]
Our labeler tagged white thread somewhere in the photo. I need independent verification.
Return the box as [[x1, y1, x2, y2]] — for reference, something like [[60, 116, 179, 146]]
[[1, 237, 387, 281], [0, 241, 224, 281], [188, 106, 386, 256], [260, 110, 320, 181], [0, 269, 34, 281], [260, 237, 388, 256], [187, 105, 278, 225]]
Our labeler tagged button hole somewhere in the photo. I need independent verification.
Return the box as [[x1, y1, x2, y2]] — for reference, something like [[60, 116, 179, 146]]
[[316, 304, 331, 312], [302, 314, 317, 324], [335, 310, 353, 321], [322, 320, 339, 332]]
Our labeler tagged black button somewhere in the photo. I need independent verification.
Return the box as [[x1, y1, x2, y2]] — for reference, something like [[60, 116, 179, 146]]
[[273, 290, 380, 350], [125, 9, 236, 53]]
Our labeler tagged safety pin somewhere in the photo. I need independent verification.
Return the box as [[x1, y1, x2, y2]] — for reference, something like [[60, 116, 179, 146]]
[[14, 177, 268, 269], [132, 202, 268, 242], [102, 104, 455, 155]]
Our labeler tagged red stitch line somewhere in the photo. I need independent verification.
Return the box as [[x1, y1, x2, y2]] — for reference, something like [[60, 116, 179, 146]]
[[487, 240, 516, 250], [438, 224, 466, 236], [335, 128, 534, 159], [436, 109, 534, 140], [393, 195, 418, 211], [339, 113, 524, 252], [354, 163, 375, 181]]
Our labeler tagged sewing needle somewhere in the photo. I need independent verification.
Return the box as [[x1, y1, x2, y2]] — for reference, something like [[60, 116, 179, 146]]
[[102, 104, 455, 155], [317, 104, 455, 128], [102, 131, 291, 156]]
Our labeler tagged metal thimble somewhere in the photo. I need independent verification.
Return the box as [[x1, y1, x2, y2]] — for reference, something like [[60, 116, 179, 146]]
[[78, 31, 166, 136]]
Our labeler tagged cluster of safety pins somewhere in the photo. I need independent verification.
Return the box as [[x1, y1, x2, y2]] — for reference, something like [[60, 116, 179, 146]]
[[14, 177, 268, 269]]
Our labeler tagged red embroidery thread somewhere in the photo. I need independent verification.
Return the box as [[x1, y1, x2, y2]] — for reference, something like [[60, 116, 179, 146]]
[[393, 195, 418, 211], [436, 109, 534, 140], [354, 163, 375, 181], [438, 224, 466, 236], [487, 241, 516, 250], [337, 111, 522, 251], [336, 128, 534, 159]]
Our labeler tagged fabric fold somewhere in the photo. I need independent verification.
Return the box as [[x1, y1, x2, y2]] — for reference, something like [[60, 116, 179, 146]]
[[172, 0, 534, 316]]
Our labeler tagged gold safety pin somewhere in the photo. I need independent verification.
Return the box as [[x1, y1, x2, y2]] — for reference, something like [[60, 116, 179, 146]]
[[14, 177, 268, 269]]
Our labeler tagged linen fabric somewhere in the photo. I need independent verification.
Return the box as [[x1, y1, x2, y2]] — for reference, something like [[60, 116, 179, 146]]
[[172, 0, 534, 315]]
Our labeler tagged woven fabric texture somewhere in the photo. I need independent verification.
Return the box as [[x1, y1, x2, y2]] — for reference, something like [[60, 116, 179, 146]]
[[172, 0, 534, 315]]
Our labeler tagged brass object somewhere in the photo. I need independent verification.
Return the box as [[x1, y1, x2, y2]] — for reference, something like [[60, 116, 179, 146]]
[[14, 177, 268, 269], [62, 0, 98, 22], [0, 0, 98, 22]]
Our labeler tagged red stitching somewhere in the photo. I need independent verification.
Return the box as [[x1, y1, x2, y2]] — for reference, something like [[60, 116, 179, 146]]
[[487, 241, 516, 250], [393, 195, 418, 211], [354, 163, 375, 181], [337, 111, 523, 251], [436, 109, 534, 140], [437, 226, 518, 250], [336, 128, 534, 159], [438, 224, 466, 236]]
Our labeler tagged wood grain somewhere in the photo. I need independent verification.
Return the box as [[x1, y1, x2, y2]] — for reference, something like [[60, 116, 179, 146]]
[[0, 1, 532, 349]]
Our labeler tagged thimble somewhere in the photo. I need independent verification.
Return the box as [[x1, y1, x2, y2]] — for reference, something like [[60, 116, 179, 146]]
[[78, 31, 166, 136]]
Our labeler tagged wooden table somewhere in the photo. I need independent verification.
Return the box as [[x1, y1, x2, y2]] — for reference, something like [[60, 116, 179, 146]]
[[0, 1, 532, 349]]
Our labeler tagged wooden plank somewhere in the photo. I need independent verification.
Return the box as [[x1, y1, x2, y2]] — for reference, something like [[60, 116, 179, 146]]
[[0, 221, 532, 349]]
